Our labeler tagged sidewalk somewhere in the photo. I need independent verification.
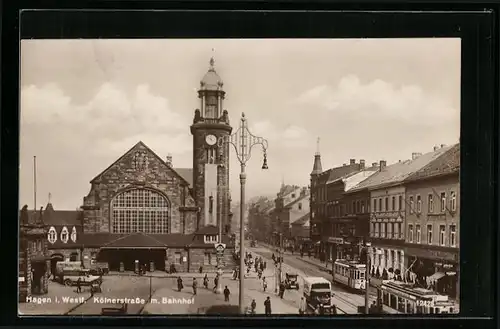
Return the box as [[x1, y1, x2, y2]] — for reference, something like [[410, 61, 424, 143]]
[[18, 281, 92, 315], [295, 256, 333, 273]]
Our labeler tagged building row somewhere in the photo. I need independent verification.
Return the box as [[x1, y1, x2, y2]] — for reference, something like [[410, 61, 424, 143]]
[[309, 143, 460, 300], [247, 184, 310, 249]]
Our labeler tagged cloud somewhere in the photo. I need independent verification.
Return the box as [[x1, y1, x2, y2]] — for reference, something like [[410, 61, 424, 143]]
[[249, 121, 312, 149], [21, 82, 190, 155], [295, 75, 459, 125]]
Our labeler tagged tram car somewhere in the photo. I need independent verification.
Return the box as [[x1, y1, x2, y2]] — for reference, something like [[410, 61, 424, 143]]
[[377, 280, 458, 314], [332, 259, 366, 291]]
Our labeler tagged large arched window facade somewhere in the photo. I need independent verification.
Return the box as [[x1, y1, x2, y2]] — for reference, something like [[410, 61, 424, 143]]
[[111, 188, 170, 234]]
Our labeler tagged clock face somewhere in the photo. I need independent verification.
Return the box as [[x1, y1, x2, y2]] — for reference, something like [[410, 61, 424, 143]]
[[205, 134, 217, 146]]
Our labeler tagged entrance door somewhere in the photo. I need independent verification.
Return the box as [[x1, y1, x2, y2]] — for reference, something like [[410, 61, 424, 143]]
[[50, 254, 64, 279], [31, 261, 46, 294]]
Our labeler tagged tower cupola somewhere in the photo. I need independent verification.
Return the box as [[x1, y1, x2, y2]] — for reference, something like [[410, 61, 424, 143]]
[[197, 57, 226, 120]]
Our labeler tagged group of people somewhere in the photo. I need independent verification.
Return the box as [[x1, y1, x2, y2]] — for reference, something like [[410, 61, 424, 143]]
[[176, 274, 231, 301]]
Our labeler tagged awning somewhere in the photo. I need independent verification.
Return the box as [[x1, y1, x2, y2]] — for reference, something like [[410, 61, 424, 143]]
[[428, 272, 446, 281]]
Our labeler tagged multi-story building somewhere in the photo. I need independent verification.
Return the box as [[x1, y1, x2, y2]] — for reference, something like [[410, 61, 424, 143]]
[[271, 184, 304, 245], [19, 206, 49, 302], [403, 144, 459, 300], [349, 145, 453, 280], [290, 213, 310, 247], [273, 185, 309, 248], [326, 163, 378, 262], [247, 197, 274, 243], [22, 58, 238, 274], [309, 152, 367, 260]]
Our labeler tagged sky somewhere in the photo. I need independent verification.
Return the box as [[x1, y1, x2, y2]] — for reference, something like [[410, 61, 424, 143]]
[[20, 38, 460, 210]]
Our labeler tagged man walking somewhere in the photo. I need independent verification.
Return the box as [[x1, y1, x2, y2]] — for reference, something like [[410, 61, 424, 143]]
[[192, 278, 198, 295], [76, 277, 82, 293], [264, 296, 272, 316], [223, 286, 230, 302]]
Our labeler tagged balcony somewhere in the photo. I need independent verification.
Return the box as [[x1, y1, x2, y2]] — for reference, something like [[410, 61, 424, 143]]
[[369, 232, 405, 240]]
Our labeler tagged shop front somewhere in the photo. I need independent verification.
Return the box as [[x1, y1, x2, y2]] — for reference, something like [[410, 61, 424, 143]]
[[404, 246, 459, 300]]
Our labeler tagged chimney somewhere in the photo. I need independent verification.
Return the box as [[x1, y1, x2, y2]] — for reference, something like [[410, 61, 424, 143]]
[[411, 152, 422, 160], [433, 145, 439, 151], [350, 159, 355, 165], [343, 163, 347, 167], [166, 154, 173, 168], [372, 162, 378, 167], [399, 160, 402, 163], [359, 159, 365, 169], [441, 144, 446, 148], [379, 160, 387, 171]]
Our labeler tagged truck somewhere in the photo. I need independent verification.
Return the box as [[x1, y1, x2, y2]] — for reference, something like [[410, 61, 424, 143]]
[[89, 262, 109, 276], [303, 277, 336, 314]]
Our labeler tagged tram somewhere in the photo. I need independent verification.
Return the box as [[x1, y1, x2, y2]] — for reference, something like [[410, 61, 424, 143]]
[[377, 280, 458, 314], [332, 259, 366, 291]]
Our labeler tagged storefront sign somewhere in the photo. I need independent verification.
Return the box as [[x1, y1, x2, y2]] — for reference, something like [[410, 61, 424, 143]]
[[404, 246, 458, 262], [328, 237, 344, 244]]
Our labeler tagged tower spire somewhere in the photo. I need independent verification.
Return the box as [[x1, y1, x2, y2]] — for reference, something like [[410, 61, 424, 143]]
[[310, 137, 323, 176], [209, 48, 215, 71]]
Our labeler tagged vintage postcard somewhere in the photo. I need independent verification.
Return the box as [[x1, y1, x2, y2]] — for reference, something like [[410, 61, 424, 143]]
[[18, 38, 460, 316]]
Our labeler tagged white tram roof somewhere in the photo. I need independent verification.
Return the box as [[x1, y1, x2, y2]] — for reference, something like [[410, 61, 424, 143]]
[[303, 277, 331, 285], [335, 259, 366, 268], [382, 280, 450, 301]]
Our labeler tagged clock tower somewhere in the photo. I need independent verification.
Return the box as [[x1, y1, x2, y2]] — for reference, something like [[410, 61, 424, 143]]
[[191, 57, 232, 232]]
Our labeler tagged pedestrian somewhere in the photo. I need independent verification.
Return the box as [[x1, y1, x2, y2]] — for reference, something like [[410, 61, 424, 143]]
[[250, 299, 257, 314], [192, 278, 198, 295], [264, 296, 272, 316], [203, 274, 209, 289], [369, 301, 377, 314], [264, 261, 267, 270], [177, 276, 183, 292], [199, 266, 203, 274], [299, 297, 307, 315], [279, 282, 285, 299], [213, 276, 219, 293], [262, 277, 267, 292], [260, 262, 264, 272], [258, 269, 262, 280], [76, 277, 82, 293], [223, 286, 230, 302]]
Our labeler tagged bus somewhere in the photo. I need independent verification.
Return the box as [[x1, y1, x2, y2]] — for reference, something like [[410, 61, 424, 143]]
[[333, 259, 366, 291]]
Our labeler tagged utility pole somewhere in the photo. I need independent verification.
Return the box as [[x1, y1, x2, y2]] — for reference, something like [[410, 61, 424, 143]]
[[365, 242, 372, 314]]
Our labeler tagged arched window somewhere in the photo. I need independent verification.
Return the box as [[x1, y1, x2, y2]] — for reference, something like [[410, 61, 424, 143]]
[[60, 226, 69, 243], [48, 226, 57, 244], [70, 227, 77, 242], [111, 188, 170, 234]]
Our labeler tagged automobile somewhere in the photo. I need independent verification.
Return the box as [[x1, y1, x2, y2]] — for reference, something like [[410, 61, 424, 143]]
[[60, 269, 102, 287], [285, 273, 299, 290], [303, 277, 334, 313]]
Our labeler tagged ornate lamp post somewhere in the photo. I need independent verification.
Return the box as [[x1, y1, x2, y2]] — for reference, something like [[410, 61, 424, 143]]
[[218, 112, 268, 314]]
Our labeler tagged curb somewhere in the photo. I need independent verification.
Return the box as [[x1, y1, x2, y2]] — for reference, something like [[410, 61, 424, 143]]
[[64, 293, 93, 315]]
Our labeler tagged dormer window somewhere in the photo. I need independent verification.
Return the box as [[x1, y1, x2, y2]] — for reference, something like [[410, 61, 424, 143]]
[[204, 235, 218, 244], [48, 226, 57, 244], [60, 226, 69, 243]]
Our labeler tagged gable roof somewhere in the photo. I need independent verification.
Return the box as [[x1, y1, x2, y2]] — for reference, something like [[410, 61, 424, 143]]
[[38, 204, 83, 226], [285, 191, 309, 209], [90, 141, 190, 187], [348, 145, 454, 192], [405, 143, 459, 182], [292, 213, 310, 226]]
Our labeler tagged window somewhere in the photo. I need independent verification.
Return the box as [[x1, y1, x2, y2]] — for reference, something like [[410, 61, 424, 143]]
[[428, 194, 434, 213], [60, 226, 69, 243], [175, 252, 182, 264], [375, 223, 380, 237], [387, 223, 393, 238], [408, 225, 414, 243], [373, 199, 377, 212], [111, 188, 170, 234], [298, 203, 302, 210], [204, 252, 212, 265], [409, 196, 414, 214], [439, 225, 445, 246], [37, 240, 42, 251], [371, 223, 376, 237], [48, 226, 57, 244], [450, 225, 456, 247], [440, 192, 446, 212], [397, 223, 402, 239], [378, 199, 382, 212], [450, 191, 457, 211], [356, 201, 360, 213], [381, 223, 386, 238], [416, 225, 421, 243], [70, 227, 77, 242], [398, 195, 403, 211], [70, 252, 78, 262], [206, 148, 217, 164], [205, 95, 218, 118], [416, 195, 422, 213], [427, 224, 433, 245], [392, 197, 396, 211], [352, 201, 355, 214], [361, 201, 365, 213], [204, 235, 218, 243], [385, 197, 388, 211]]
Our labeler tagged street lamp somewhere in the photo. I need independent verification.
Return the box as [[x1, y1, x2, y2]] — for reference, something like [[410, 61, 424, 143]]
[[364, 242, 372, 314], [218, 112, 269, 314]]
